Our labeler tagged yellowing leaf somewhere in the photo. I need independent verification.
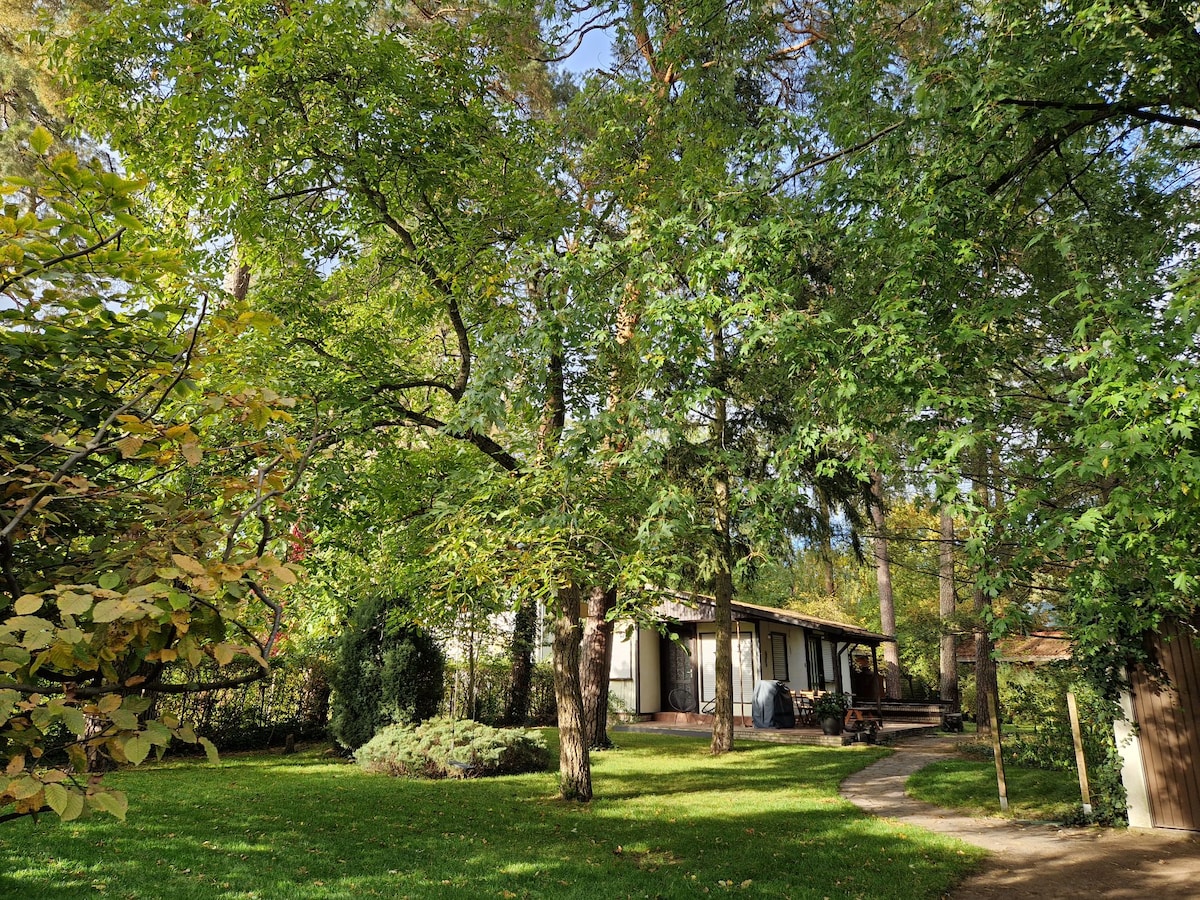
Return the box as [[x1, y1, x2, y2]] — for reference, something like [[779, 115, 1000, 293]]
[[14, 594, 42, 615], [171, 554, 207, 576], [199, 737, 219, 765], [88, 788, 128, 821], [92, 599, 126, 622], [123, 733, 152, 766], [29, 125, 53, 155], [116, 435, 145, 459], [56, 592, 93, 616], [212, 643, 236, 666], [44, 782, 70, 818], [181, 442, 203, 466]]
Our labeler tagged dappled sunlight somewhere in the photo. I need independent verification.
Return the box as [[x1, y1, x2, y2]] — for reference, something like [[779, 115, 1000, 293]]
[[1, 735, 980, 899]]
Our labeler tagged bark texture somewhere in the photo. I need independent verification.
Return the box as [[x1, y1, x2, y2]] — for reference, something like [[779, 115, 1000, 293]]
[[580, 585, 617, 749], [939, 508, 961, 711], [551, 585, 591, 801], [869, 471, 902, 699], [503, 601, 537, 726]]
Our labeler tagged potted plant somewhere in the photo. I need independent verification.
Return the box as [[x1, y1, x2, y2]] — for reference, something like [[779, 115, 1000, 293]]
[[812, 692, 850, 736]]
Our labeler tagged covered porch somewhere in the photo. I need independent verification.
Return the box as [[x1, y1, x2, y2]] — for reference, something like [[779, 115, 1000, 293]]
[[607, 593, 896, 735]]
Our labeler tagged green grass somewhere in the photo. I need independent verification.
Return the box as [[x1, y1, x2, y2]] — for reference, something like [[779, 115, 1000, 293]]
[[906, 759, 1084, 822], [0, 732, 983, 899]]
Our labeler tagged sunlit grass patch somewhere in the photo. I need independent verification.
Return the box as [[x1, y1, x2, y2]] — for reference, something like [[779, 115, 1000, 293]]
[[907, 759, 1084, 822], [0, 733, 983, 899]]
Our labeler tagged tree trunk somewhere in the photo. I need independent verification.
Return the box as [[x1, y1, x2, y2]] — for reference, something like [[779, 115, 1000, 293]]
[[972, 456, 999, 734], [939, 507, 961, 711], [551, 584, 591, 801], [580, 585, 616, 749], [503, 601, 537, 726], [710, 326, 735, 754], [711, 548, 736, 755], [869, 471, 902, 699]]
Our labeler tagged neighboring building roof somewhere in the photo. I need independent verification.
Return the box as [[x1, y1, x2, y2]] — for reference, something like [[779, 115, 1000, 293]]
[[956, 631, 1072, 664], [652, 589, 894, 645]]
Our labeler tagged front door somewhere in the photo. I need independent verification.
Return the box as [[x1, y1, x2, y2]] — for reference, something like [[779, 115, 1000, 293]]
[[661, 627, 697, 712]]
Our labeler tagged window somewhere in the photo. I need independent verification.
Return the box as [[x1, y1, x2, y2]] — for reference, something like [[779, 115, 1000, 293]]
[[769, 632, 789, 681]]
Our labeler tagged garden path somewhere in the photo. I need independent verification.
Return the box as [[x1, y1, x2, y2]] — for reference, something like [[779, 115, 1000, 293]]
[[840, 734, 1200, 898]]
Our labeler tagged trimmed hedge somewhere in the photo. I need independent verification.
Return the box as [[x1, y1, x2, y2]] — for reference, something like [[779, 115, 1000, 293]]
[[355, 717, 550, 779]]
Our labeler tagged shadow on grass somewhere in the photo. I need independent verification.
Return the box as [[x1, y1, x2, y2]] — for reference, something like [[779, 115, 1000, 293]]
[[0, 735, 981, 900]]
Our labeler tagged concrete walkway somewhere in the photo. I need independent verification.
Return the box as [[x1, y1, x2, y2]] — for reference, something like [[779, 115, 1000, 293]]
[[840, 734, 1200, 898]]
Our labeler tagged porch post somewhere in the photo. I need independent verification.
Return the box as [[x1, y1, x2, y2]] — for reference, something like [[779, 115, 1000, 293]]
[[872, 644, 883, 721]]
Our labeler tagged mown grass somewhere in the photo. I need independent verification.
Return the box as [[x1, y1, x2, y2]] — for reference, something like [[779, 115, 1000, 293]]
[[907, 759, 1084, 822], [1, 732, 983, 899]]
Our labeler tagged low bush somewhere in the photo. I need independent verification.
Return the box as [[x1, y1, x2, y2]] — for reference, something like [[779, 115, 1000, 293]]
[[355, 717, 550, 779]]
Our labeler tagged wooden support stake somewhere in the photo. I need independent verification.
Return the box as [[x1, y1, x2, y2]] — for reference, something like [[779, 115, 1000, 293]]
[[988, 690, 1009, 812], [1066, 691, 1093, 817]]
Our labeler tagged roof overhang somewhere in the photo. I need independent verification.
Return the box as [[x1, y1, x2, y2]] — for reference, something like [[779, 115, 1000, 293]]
[[652, 590, 894, 645]]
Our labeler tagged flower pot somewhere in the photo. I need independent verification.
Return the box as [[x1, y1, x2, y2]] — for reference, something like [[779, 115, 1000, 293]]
[[820, 715, 843, 736]]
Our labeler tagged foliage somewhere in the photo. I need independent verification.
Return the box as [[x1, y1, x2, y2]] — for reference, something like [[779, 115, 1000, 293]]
[[967, 664, 1127, 824], [443, 657, 557, 727], [149, 651, 332, 752], [0, 734, 981, 898], [355, 717, 549, 780], [0, 138, 305, 824], [812, 691, 850, 720], [329, 594, 443, 751]]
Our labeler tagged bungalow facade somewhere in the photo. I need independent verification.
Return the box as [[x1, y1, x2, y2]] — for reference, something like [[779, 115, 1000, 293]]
[[606, 592, 893, 723]]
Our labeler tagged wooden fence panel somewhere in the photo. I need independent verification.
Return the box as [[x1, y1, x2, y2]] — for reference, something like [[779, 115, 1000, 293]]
[[1130, 617, 1200, 831]]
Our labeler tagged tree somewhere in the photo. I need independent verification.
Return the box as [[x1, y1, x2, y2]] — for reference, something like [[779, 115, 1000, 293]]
[[330, 594, 444, 751], [0, 134, 306, 823]]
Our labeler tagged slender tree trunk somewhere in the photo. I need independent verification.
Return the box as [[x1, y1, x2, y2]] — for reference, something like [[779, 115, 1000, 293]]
[[939, 507, 961, 711], [580, 585, 616, 749], [551, 584, 591, 801], [869, 470, 901, 699], [504, 601, 537, 726], [710, 327, 735, 754], [972, 455, 999, 734], [711, 536, 736, 755]]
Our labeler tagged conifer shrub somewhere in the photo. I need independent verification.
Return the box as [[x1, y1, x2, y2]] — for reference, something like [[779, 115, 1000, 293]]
[[330, 595, 444, 751], [355, 717, 550, 779]]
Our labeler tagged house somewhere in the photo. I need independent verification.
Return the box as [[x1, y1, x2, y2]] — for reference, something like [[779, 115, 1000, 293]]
[[606, 591, 893, 724], [1115, 615, 1200, 832]]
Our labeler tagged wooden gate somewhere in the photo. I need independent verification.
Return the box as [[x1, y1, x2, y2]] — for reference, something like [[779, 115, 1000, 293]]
[[1129, 617, 1200, 831]]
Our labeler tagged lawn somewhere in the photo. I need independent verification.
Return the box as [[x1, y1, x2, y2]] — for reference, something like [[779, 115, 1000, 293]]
[[906, 759, 1084, 822], [0, 732, 983, 899]]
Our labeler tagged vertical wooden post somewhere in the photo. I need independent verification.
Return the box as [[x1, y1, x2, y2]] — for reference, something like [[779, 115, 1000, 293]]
[[1066, 691, 1093, 817], [988, 690, 1009, 812]]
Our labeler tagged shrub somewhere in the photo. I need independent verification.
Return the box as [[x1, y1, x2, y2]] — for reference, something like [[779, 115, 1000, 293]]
[[330, 595, 444, 750], [149, 650, 332, 752], [355, 717, 550, 779], [442, 658, 557, 726], [957, 663, 1127, 825]]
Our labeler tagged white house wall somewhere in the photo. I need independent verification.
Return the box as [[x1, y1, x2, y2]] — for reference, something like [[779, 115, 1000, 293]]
[[637, 626, 661, 714], [609, 625, 638, 716]]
